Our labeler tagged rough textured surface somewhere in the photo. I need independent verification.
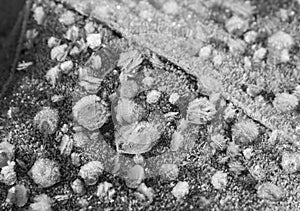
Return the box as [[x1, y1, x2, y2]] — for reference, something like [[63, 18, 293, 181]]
[[57, 0, 300, 147], [1, 0, 300, 211]]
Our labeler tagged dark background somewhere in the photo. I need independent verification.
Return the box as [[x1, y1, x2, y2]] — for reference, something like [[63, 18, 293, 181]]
[[0, 0, 25, 96]]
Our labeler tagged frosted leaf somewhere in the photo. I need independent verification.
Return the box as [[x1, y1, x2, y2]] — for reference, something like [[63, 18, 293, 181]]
[[59, 11, 75, 25], [45, 66, 61, 87], [86, 33, 102, 49], [72, 95, 109, 131], [125, 165, 145, 189], [273, 93, 299, 112], [171, 181, 189, 200], [115, 121, 162, 154], [33, 107, 59, 135], [115, 98, 144, 125], [232, 119, 259, 145], [211, 171, 227, 190], [33, 6, 45, 25], [50, 44, 68, 61], [257, 182, 284, 201], [6, 184, 28, 207], [29, 194, 52, 211], [0, 141, 15, 168], [29, 158, 60, 188], [186, 98, 217, 124], [79, 161, 104, 186], [118, 50, 143, 74]]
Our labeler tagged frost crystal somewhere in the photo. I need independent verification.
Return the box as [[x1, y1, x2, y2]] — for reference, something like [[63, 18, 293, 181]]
[[125, 165, 145, 189], [33, 6, 45, 25], [64, 25, 79, 41], [79, 161, 104, 186], [6, 184, 28, 207], [29, 194, 53, 211], [45, 66, 61, 87], [118, 50, 143, 74], [86, 33, 102, 49], [119, 80, 139, 99], [199, 76, 222, 95], [211, 171, 227, 190], [72, 95, 109, 131], [225, 15, 248, 35], [162, 1, 179, 15], [159, 163, 179, 181], [29, 158, 60, 188], [281, 151, 300, 174], [146, 90, 161, 104], [115, 121, 162, 154], [171, 181, 189, 200], [50, 44, 68, 61], [71, 179, 85, 195], [273, 93, 299, 113], [96, 181, 113, 198], [115, 98, 144, 125], [268, 31, 294, 50], [59, 11, 75, 25], [47, 37, 60, 48], [232, 119, 259, 145], [0, 141, 15, 168], [257, 182, 284, 201], [33, 107, 59, 135], [0, 161, 17, 185], [186, 98, 217, 124]]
